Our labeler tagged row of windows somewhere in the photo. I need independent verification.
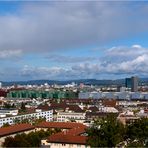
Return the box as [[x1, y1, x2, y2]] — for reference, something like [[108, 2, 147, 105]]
[[0, 111, 53, 127], [58, 116, 84, 119]]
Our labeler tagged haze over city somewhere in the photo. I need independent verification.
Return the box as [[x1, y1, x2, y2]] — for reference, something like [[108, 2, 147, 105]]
[[0, 1, 148, 81]]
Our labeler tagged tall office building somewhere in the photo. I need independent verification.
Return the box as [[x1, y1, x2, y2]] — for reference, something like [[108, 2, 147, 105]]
[[125, 78, 132, 88], [0, 82, 2, 88], [125, 76, 138, 92], [131, 76, 138, 92]]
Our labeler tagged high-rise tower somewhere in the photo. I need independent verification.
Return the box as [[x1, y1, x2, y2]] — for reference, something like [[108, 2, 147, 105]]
[[131, 76, 138, 92], [125, 76, 138, 92]]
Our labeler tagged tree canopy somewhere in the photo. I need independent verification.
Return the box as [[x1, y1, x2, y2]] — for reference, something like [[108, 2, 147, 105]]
[[87, 114, 126, 147], [87, 115, 148, 147]]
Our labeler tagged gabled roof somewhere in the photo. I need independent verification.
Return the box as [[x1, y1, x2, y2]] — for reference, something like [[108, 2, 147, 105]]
[[50, 102, 84, 113], [102, 100, 117, 107], [48, 134, 87, 145], [0, 124, 35, 137], [46, 121, 88, 145], [68, 105, 83, 113], [36, 104, 50, 111], [37, 121, 86, 129]]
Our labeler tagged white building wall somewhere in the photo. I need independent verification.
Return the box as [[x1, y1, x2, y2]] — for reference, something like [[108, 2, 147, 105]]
[[79, 92, 148, 100], [0, 110, 53, 127], [57, 112, 85, 122], [41, 140, 90, 148]]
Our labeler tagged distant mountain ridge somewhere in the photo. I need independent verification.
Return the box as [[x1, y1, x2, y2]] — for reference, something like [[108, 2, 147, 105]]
[[1, 78, 148, 86]]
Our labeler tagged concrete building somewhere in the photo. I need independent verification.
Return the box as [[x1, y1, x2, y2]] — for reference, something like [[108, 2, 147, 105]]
[[125, 78, 132, 88], [40, 122, 89, 148], [131, 76, 138, 92], [0, 109, 53, 127], [0, 109, 18, 118], [0, 82, 2, 89], [57, 112, 85, 123], [125, 76, 138, 92]]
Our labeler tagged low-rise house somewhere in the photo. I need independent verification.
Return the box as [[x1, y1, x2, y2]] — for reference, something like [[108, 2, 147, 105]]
[[37, 121, 86, 131], [49, 103, 85, 123], [86, 112, 118, 122], [117, 111, 140, 125], [40, 121, 89, 148], [102, 99, 117, 107], [57, 111, 85, 123], [100, 107, 119, 113], [0, 123, 35, 146], [136, 109, 148, 118]]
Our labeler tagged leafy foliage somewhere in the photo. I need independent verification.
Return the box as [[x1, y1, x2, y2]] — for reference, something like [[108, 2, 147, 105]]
[[87, 116, 148, 147], [2, 123, 10, 127], [3, 103, 16, 109], [2, 129, 59, 147], [126, 118, 148, 147], [87, 114, 126, 147]]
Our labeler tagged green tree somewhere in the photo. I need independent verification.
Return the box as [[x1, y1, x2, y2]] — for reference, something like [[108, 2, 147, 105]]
[[32, 117, 46, 125], [2, 137, 16, 147], [126, 118, 148, 146], [2, 123, 10, 127], [19, 102, 26, 112], [87, 114, 126, 147], [127, 140, 144, 147], [2, 128, 58, 147], [3, 103, 11, 109]]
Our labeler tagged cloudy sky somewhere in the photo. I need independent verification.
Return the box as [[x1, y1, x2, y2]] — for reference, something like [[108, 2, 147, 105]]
[[0, 1, 148, 81]]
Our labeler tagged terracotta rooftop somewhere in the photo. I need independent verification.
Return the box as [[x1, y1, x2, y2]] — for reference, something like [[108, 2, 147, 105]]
[[68, 105, 83, 113], [48, 134, 87, 145], [103, 99, 117, 107], [64, 126, 87, 136], [0, 123, 34, 137], [37, 121, 86, 129], [50, 103, 84, 113], [36, 104, 50, 111], [43, 121, 88, 145]]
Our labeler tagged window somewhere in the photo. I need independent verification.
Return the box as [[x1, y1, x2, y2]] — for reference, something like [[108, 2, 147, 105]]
[[62, 144, 66, 146]]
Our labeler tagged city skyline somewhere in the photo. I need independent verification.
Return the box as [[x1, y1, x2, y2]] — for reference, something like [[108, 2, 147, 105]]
[[0, 1, 148, 81]]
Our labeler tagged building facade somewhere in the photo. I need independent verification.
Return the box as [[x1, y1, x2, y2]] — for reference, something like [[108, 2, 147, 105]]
[[0, 109, 53, 127]]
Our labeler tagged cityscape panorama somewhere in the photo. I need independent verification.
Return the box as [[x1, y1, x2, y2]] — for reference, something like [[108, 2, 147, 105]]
[[0, 1, 148, 148]]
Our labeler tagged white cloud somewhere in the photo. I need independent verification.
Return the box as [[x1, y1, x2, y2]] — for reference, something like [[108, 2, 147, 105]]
[[131, 44, 142, 48], [21, 65, 66, 80], [104, 45, 148, 63], [18, 45, 148, 80], [0, 49, 22, 59]]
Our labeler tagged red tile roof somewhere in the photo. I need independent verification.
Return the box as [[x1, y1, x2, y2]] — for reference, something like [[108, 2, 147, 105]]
[[39, 121, 88, 145], [37, 121, 86, 129], [50, 103, 84, 112], [48, 135, 87, 145], [0, 123, 34, 137], [103, 99, 117, 107], [36, 104, 50, 111]]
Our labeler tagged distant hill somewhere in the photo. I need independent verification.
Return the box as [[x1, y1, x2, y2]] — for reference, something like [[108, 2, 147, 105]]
[[1, 78, 148, 86]]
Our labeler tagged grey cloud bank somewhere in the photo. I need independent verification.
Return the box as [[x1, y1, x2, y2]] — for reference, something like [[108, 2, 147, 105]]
[[0, 43, 147, 81], [46, 55, 98, 63], [0, 2, 148, 52], [0, 1, 148, 81]]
